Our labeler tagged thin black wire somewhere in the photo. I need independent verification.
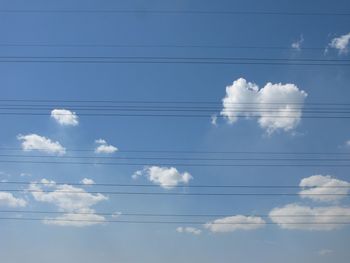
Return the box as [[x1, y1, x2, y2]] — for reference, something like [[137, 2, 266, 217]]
[[1, 147, 349, 155], [0, 99, 349, 106], [0, 59, 349, 66], [0, 160, 349, 167], [0, 43, 328, 50], [1, 154, 350, 162], [0, 217, 349, 225], [2, 189, 349, 196], [1, 210, 349, 218], [1, 181, 349, 189], [2, 112, 350, 119], [0, 9, 349, 16]]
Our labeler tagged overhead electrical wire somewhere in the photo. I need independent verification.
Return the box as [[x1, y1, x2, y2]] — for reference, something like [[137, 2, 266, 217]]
[[1, 210, 349, 218], [1, 189, 348, 197], [0, 9, 349, 16], [0, 217, 349, 225], [1, 181, 349, 189]]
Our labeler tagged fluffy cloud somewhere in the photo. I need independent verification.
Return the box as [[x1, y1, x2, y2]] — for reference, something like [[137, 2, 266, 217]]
[[269, 204, 350, 231], [43, 208, 105, 227], [132, 166, 192, 188], [220, 78, 307, 134], [0, 192, 27, 207], [176, 226, 202, 235], [51, 109, 79, 126], [80, 178, 95, 185], [291, 35, 304, 50], [328, 32, 350, 54], [204, 215, 265, 233], [318, 249, 333, 256], [29, 179, 108, 226], [17, 134, 66, 155], [95, 139, 118, 154], [299, 175, 350, 202]]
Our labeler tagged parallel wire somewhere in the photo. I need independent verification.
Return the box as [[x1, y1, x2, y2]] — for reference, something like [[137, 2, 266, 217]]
[[1, 181, 350, 189], [0, 217, 349, 225], [0, 160, 350, 167], [0, 9, 349, 16], [1, 210, 349, 218], [1, 189, 349, 197]]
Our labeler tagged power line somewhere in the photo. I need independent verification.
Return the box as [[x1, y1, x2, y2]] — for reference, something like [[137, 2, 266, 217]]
[[0, 217, 349, 225], [1, 154, 350, 162], [0, 9, 349, 16], [0, 160, 350, 167], [2, 112, 350, 119], [2, 189, 349, 197], [0, 43, 328, 50], [1, 210, 349, 218], [1, 147, 349, 155], [2, 181, 349, 189], [0, 58, 349, 66], [0, 99, 349, 106]]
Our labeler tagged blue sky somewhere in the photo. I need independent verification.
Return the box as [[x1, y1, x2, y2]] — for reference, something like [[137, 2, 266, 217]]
[[1, 0, 350, 262]]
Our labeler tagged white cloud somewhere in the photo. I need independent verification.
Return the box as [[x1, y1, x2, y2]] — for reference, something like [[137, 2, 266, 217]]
[[299, 175, 350, 202], [318, 249, 333, 256], [17, 134, 66, 155], [211, 114, 218, 126], [176, 226, 202, 235], [51, 109, 79, 126], [0, 192, 27, 207], [95, 139, 118, 154], [291, 35, 304, 50], [80, 178, 95, 185], [269, 204, 350, 231], [29, 179, 108, 227], [43, 208, 105, 227], [132, 166, 192, 188], [328, 32, 350, 54], [345, 140, 350, 147], [204, 215, 266, 233], [220, 78, 307, 134]]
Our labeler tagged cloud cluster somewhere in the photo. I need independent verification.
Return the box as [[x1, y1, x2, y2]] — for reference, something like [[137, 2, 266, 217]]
[[95, 139, 118, 154], [17, 134, 66, 155], [0, 192, 27, 207], [204, 215, 266, 233], [132, 166, 192, 188], [269, 175, 350, 231], [269, 204, 350, 231], [51, 109, 79, 126], [291, 35, 304, 50], [299, 175, 350, 202], [29, 179, 108, 227], [176, 226, 202, 235], [220, 78, 307, 134], [328, 32, 350, 54]]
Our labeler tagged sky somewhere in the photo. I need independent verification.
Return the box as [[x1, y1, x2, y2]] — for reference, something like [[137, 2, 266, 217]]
[[1, 0, 350, 262]]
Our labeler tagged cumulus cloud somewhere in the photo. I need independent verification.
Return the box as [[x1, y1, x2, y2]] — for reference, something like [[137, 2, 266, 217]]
[[43, 209, 105, 227], [80, 178, 95, 185], [17, 134, 66, 155], [318, 249, 333, 256], [299, 175, 350, 202], [95, 139, 118, 154], [51, 109, 79, 126], [328, 32, 350, 54], [269, 204, 350, 231], [29, 179, 108, 227], [132, 166, 192, 188], [204, 215, 266, 233], [291, 35, 304, 50], [176, 226, 202, 235], [220, 78, 307, 134], [0, 192, 27, 207]]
